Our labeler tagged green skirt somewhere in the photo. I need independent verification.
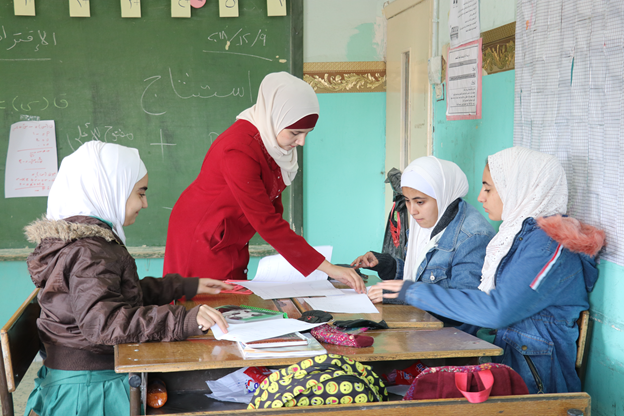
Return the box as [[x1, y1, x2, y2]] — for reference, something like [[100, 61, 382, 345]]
[[24, 366, 130, 416]]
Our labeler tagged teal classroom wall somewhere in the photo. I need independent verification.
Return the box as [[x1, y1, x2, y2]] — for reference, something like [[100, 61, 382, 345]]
[[433, 70, 515, 222], [584, 260, 624, 416], [303, 92, 386, 264]]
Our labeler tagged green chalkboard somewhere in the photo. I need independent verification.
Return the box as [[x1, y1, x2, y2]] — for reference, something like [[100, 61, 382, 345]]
[[0, 0, 303, 251]]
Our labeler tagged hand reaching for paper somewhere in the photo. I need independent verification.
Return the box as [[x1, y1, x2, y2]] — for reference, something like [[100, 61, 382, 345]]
[[197, 278, 233, 295], [318, 260, 366, 294]]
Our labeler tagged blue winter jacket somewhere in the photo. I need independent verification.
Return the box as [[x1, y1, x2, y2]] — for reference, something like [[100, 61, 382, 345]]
[[393, 199, 494, 290], [397, 217, 601, 394]]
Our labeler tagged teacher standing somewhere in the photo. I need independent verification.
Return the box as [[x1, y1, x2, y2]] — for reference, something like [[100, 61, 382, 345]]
[[164, 72, 365, 292]]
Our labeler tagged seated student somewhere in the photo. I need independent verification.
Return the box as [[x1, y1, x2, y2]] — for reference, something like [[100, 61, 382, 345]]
[[23, 141, 232, 416], [378, 147, 605, 394], [351, 156, 495, 306]]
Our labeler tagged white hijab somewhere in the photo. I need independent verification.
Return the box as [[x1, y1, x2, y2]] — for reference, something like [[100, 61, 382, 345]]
[[47, 141, 148, 244], [478, 146, 568, 294], [237, 72, 319, 186], [401, 156, 469, 282]]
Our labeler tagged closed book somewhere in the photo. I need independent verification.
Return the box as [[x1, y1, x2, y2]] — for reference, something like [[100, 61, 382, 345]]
[[237, 336, 327, 359], [242, 332, 308, 349], [215, 305, 286, 324]]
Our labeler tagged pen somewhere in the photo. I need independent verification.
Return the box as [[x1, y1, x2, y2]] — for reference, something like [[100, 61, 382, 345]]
[[348, 327, 368, 339]]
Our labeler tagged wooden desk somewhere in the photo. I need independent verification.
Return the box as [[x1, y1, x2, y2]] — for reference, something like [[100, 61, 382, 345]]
[[184, 293, 443, 329], [116, 328, 502, 414], [117, 295, 498, 415], [115, 327, 502, 374]]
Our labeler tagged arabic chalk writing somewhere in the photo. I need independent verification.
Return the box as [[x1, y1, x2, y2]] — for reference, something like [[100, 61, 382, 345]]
[[66, 123, 135, 151], [0, 26, 58, 52], [140, 68, 248, 116]]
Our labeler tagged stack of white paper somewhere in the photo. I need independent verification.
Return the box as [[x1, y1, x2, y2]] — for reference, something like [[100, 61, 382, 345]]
[[210, 318, 325, 344], [236, 245, 378, 312]]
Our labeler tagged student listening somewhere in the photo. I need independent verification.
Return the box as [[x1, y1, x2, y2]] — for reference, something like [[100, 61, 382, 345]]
[[164, 71, 365, 293], [378, 147, 605, 394], [23, 142, 231, 416], [352, 156, 494, 307]]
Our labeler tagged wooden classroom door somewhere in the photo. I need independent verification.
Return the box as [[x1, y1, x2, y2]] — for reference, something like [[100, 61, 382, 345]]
[[384, 0, 433, 211]]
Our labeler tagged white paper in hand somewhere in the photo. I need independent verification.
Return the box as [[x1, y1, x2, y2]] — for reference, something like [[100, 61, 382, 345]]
[[302, 294, 379, 314], [253, 245, 332, 282]]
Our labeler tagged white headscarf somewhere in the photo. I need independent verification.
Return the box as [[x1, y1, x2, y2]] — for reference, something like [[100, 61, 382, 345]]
[[46, 141, 148, 244], [237, 72, 319, 186], [401, 156, 469, 282], [478, 147, 568, 294]]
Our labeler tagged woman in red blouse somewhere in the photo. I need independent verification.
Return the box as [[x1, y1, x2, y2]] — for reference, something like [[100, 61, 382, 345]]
[[164, 72, 365, 292]]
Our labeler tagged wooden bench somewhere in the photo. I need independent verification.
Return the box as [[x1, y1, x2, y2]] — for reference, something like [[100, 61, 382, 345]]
[[181, 393, 591, 415], [166, 393, 590, 415], [0, 288, 41, 416]]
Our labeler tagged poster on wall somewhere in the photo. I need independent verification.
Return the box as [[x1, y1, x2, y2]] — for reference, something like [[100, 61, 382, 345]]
[[4, 121, 58, 198], [446, 38, 482, 120], [449, 0, 480, 48]]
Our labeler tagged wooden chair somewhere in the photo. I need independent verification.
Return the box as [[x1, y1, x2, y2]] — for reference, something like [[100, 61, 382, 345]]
[[0, 289, 41, 416], [576, 310, 590, 381]]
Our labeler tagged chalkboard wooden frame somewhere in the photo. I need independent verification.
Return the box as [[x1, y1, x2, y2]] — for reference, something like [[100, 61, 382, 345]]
[[0, 0, 304, 260]]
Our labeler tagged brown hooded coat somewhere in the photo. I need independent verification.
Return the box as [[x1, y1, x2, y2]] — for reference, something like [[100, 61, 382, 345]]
[[25, 216, 204, 371]]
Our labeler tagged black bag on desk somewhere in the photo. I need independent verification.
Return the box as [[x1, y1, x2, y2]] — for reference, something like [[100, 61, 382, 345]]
[[248, 354, 388, 409], [382, 168, 409, 259]]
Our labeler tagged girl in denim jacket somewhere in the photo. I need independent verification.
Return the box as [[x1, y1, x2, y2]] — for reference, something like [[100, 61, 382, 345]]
[[352, 157, 495, 308], [378, 147, 605, 394]]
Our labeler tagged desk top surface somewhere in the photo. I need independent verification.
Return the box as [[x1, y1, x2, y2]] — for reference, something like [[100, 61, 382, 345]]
[[115, 327, 503, 373], [183, 291, 443, 329]]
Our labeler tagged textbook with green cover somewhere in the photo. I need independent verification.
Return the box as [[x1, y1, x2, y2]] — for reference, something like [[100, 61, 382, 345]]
[[215, 305, 287, 324]]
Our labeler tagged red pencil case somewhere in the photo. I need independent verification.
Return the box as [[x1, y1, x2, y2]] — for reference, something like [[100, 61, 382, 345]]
[[310, 324, 374, 348]]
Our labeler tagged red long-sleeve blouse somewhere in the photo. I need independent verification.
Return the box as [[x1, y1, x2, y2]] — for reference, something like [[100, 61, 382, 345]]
[[163, 120, 325, 280]]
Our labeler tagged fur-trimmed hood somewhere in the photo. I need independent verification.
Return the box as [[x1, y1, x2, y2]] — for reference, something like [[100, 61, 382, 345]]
[[25, 216, 119, 245], [537, 215, 605, 257], [538, 215, 604, 293], [25, 216, 122, 289]]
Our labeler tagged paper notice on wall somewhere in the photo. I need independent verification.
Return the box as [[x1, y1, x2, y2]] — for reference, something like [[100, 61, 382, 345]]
[[121, 0, 141, 18], [5, 121, 58, 198], [14, 0, 36, 16], [446, 38, 482, 120], [449, 0, 480, 48], [69, 0, 90, 17]]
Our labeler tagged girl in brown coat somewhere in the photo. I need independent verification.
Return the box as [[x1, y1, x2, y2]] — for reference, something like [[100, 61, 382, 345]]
[[23, 141, 231, 416]]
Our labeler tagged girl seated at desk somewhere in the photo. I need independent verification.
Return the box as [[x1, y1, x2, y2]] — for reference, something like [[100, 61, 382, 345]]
[[164, 71, 365, 293], [352, 156, 495, 307], [378, 147, 605, 394], [23, 142, 231, 416]]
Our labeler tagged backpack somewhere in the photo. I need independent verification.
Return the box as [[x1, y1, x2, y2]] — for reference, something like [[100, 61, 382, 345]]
[[382, 168, 408, 259], [248, 354, 388, 409], [404, 363, 529, 403]]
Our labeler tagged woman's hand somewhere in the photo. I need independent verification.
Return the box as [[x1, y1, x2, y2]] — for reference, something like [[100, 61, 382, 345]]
[[196, 305, 229, 333], [367, 285, 383, 303], [197, 278, 233, 295], [376, 280, 406, 300], [318, 260, 366, 294], [350, 252, 378, 269]]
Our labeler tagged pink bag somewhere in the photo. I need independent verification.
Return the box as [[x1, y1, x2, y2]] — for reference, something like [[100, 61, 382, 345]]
[[403, 363, 529, 404], [310, 324, 374, 348]]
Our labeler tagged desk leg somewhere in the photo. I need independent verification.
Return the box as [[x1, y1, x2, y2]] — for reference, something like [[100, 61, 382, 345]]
[[129, 372, 142, 416]]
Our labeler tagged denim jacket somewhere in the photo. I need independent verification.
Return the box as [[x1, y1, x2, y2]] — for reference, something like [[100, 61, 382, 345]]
[[397, 216, 603, 394], [394, 199, 494, 290]]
